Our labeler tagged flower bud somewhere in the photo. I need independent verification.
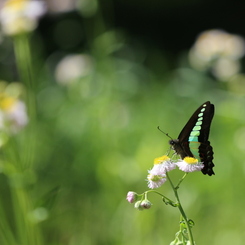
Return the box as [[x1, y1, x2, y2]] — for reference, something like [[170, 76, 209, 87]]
[[126, 191, 138, 203], [134, 201, 144, 211], [140, 200, 152, 209]]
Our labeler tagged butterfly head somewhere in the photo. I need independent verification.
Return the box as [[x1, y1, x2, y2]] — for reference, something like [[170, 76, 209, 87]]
[[169, 139, 179, 146]]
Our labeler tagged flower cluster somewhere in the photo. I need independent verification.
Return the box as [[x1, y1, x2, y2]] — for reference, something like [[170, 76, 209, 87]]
[[0, 0, 46, 36], [126, 149, 205, 243], [126, 154, 204, 210], [189, 29, 245, 80], [147, 155, 204, 189], [126, 191, 152, 210]]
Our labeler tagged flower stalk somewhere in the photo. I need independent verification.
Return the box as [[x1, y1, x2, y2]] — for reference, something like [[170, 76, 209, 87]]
[[13, 34, 36, 119], [127, 154, 206, 244], [166, 172, 194, 245]]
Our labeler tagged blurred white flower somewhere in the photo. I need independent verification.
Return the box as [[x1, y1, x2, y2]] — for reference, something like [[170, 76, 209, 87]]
[[0, 81, 28, 135], [212, 57, 241, 80], [0, 0, 46, 36], [189, 29, 245, 80], [46, 0, 77, 13], [6, 100, 28, 132], [55, 54, 93, 85], [0, 93, 28, 133]]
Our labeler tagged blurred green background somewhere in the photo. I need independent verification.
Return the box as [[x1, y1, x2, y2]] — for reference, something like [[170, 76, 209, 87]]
[[0, 0, 245, 245]]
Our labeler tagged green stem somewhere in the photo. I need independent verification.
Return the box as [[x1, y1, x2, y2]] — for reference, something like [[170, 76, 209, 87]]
[[176, 173, 188, 189], [11, 183, 42, 245], [9, 34, 41, 245], [144, 190, 176, 206], [13, 34, 35, 91], [13, 34, 36, 119], [166, 172, 195, 245], [13, 34, 36, 169]]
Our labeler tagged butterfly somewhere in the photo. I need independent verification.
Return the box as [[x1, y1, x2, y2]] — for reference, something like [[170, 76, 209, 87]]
[[169, 101, 215, 176]]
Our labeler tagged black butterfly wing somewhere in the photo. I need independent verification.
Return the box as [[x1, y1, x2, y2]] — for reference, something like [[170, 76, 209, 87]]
[[199, 141, 214, 175], [196, 102, 214, 142], [178, 101, 213, 141], [195, 102, 215, 175], [170, 101, 215, 175]]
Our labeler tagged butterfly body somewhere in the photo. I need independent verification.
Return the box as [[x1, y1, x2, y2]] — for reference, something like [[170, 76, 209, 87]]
[[169, 101, 215, 176]]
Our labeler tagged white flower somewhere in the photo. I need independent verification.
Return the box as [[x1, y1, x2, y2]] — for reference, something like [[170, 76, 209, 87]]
[[0, 0, 46, 36], [190, 29, 245, 62], [150, 155, 176, 175], [189, 29, 245, 80], [55, 54, 93, 85], [0, 93, 28, 133], [6, 100, 28, 132], [147, 172, 166, 189], [146, 155, 176, 189], [176, 157, 204, 173]]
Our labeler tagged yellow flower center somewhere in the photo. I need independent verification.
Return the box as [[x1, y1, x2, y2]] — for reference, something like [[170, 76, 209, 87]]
[[154, 155, 170, 165], [147, 173, 163, 181], [0, 94, 16, 111], [4, 0, 28, 10], [183, 157, 198, 164]]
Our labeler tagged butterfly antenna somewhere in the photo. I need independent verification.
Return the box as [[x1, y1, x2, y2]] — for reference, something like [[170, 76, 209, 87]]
[[157, 126, 173, 140]]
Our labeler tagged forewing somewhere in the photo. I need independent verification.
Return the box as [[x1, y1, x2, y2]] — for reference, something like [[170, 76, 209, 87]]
[[178, 101, 213, 142], [198, 102, 214, 142]]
